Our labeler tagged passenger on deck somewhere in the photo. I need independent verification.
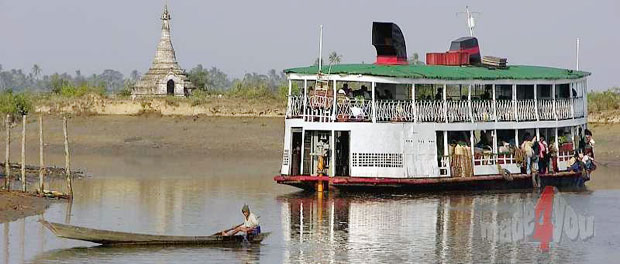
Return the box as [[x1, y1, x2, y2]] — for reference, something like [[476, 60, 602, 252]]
[[435, 88, 443, 100], [521, 134, 534, 175], [222, 204, 260, 236], [498, 141, 510, 153], [538, 136, 549, 174], [342, 83, 352, 97]]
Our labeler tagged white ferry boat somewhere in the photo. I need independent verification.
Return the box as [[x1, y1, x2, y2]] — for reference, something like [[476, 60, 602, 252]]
[[274, 22, 590, 191]]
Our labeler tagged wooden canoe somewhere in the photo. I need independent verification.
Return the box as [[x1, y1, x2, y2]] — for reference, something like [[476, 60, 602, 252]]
[[40, 220, 270, 246]]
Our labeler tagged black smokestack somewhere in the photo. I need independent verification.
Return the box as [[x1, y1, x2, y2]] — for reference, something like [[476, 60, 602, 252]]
[[372, 22, 408, 65]]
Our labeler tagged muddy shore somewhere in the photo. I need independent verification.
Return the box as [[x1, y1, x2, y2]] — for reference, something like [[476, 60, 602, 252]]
[[0, 191, 50, 223]]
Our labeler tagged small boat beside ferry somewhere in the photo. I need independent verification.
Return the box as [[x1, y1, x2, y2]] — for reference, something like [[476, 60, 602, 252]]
[[274, 21, 592, 192]]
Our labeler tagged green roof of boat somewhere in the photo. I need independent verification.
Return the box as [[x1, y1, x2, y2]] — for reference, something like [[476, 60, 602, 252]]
[[284, 64, 590, 81]]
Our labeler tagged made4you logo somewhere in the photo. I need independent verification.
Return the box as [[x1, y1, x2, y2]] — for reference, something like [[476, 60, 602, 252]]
[[480, 186, 595, 251]]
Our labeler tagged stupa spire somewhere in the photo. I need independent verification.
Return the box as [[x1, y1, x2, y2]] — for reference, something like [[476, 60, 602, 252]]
[[132, 3, 193, 97]]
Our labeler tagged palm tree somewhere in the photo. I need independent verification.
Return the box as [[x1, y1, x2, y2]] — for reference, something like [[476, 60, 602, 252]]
[[328, 52, 342, 65], [327, 52, 342, 74], [31, 64, 41, 80]]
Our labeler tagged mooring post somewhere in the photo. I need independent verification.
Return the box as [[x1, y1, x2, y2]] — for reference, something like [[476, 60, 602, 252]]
[[39, 114, 45, 195], [4, 115, 9, 191], [21, 115, 26, 192], [63, 116, 73, 198]]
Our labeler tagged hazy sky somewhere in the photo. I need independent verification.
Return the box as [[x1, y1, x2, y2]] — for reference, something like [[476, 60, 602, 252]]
[[1, 0, 619, 90]]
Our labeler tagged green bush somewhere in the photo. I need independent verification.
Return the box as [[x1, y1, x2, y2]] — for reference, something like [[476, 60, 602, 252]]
[[58, 83, 105, 97], [229, 80, 275, 99], [588, 88, 620, 112], [0, 90, 33, 117]]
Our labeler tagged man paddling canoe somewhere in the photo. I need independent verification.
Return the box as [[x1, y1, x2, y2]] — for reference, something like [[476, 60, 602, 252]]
[[221, 204, 260, 236]]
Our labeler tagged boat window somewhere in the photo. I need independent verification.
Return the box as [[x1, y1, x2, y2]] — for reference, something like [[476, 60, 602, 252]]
[[375, 83, 410, 100], [445, 84, 465, 101], [556, 83, 570, 99], [495, 85, 512, 100], [471, 84, 493, 100], [537, 84, 552, 99], [415, 84, 443, 101], [516, 85, 535, 100], [497, 129, 516, 153], [290, 80, 304, 96], [336, 81, 372, 100]]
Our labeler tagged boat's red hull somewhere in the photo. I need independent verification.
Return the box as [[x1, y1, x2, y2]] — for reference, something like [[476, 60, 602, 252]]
[[274, 171, 585, 192]]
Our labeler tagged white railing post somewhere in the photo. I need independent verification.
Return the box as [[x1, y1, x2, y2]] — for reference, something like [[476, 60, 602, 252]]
[[468, 84, 474, 123], [552, 83, 557, 120], [303, 79, 308, 121], [443, 84, 448, 123], [412, 83, 417, 123], [492, 84, 497, 122], [570, 82, 575, 119], [512, 84, 518, 122], [371, 82, 376, 123], [332, 80, 337, 122], [534, 84, 539, 121]]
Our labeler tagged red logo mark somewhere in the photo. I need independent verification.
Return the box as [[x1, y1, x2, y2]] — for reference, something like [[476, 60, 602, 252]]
[[532, 186, 555, 251]]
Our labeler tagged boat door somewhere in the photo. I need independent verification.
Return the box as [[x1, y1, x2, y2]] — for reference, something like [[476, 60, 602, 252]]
[[405, 126, 439, 177], [291, 128, 303, 175], [335, 131, 350, 176]]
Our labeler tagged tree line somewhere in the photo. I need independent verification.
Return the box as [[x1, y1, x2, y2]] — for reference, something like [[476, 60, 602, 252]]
[[0, 63, 288, 97]]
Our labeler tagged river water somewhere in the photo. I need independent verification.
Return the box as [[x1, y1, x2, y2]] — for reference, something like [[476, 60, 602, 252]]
[[1, 119, 620, 263]]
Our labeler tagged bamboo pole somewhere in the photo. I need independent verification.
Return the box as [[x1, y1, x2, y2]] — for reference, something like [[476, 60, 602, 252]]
[[63, 116, 73, 198], [4, 115, 9, 191], [21, 115, 26, 192], [39, 115, 44, 194]]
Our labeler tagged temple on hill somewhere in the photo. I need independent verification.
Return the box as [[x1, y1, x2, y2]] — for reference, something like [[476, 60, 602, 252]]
[[133, 4, 193, 97]]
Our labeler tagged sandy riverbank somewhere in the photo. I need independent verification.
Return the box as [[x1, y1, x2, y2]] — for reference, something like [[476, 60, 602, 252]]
[[34, 96, 287, 117]]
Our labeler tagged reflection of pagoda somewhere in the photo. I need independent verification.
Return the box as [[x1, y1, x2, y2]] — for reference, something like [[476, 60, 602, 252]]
[[133, 4, 193, 97]]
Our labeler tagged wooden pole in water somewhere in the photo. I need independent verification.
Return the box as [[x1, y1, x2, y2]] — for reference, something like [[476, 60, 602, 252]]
[[63, 116, 73, 198], [38, 115, 44, 194], [21, 115, 26, 192], [4, 115, 9, 191]]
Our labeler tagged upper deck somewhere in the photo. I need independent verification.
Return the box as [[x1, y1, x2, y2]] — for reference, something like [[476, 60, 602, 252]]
[[284, 64, 589, 126]]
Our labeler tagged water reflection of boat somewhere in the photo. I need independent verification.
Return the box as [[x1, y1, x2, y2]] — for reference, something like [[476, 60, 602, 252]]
[[40, 220, 269, 246], [278, 191, 586, 263], [31, 244, 262, 264]]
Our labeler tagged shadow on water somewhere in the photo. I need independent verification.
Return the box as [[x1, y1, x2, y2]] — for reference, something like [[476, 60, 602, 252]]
[[29, 244, 262, 264]]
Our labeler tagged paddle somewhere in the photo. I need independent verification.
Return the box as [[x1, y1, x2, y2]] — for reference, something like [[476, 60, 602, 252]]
[[213, 223, 242, 236]]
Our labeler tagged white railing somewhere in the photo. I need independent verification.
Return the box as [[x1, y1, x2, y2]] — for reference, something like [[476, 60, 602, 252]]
[[516, 99, 537, 121], [555, 99, 572, 120], [286, 96, 584, 123], [538, 99, 554, 120], [337, 98, 372, 122], [474, 152, 497, 165], [446, 100, 469, 122], [472, 100, 495, 122], [376, 100, 415, 122], [573, 97, 585, 118], [496, 100, 515, 121], [305, 95, 333, 122], [286, 95, 304, 118], [496, 153, 517, 165], [416, 100, 445, 123]]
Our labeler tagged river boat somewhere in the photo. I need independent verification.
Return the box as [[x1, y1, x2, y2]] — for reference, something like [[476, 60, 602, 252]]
[[275, 22, 591, 192], [40, 220, 270, 246]]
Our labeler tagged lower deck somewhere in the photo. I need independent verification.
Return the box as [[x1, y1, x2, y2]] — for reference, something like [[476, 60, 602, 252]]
[[274, 171, 586, 192], [281, 118, 588, 180]]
